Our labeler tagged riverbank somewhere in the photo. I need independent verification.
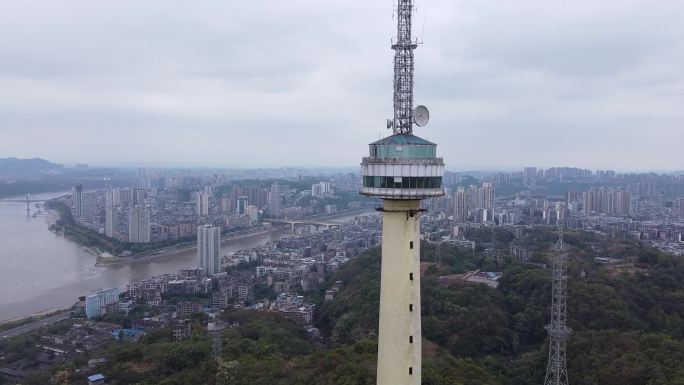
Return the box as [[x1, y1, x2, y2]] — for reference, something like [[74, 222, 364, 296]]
[[0, 306, 71, 329], [0, 202, 374, 323], [94, 225, 290, 267], [49, 199, 374, 268]]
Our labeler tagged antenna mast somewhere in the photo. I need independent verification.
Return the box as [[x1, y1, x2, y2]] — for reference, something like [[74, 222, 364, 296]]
[[392, 0, 418, 134]]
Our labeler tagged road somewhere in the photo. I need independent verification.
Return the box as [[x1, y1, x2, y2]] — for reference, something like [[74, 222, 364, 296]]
[[0, 311, 70, 339]]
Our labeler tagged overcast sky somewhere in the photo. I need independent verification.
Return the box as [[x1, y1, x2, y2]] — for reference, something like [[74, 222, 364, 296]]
[[1, 0, 683, 171]]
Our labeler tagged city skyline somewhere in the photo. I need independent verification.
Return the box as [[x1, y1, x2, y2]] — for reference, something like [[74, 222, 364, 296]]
[[1, 0, 683, 170]]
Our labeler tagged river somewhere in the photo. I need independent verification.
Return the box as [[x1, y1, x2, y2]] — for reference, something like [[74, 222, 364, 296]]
[[0, 192, 369, 322]]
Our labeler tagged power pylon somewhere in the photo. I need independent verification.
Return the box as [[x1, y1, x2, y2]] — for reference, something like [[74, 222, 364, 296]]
[[544, 221, 570, 385], [209, 322, 225, 358]]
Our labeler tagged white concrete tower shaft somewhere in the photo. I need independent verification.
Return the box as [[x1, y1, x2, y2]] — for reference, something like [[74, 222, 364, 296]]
[[377, 199, 422, 384]]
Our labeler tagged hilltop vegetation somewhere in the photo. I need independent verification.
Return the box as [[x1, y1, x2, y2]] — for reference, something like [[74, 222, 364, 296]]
[[315, 238, 684, 385]]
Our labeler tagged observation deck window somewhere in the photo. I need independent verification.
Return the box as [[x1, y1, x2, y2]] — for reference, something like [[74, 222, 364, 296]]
[[362, 176, 442, 189]]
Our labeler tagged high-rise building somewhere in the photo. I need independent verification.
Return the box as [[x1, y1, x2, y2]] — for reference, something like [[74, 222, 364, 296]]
[[359, 2, 445, 383], [85, 288, 120, 319], [467, 185, 478, 209], [196, 191, 209, 216], [81, 192, 97, 219], [246, 205, 258, 225], [230, 186, 268, 209], [128, 206, 150, 243], [198, 224, 221, 276], [105, 206, 119, 238], [582, 188, 631, 216], [268, 184, 283, 218], [105, 190, 114, 207], [73, 184, 84, 218], [476, 182, 494, 210], [311, 181, 331, 197], [133, 189, 146, 207], [454, 187, 467, 222], [221, 197, 233, 213], [104, 177, 112, 192], [523, 167, 537, 188], [236, 196, 248, 215], [111, 188, 121, 206], [678, 198, 684, 218], [115, 188, 133, 209]]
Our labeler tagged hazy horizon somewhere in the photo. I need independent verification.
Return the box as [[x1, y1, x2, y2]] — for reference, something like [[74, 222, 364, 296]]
[[5, 156, 683, 175]]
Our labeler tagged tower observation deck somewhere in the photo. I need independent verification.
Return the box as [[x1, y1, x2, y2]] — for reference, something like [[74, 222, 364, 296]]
[[360, 134, 444, 200], [359, 1, 444, 384]]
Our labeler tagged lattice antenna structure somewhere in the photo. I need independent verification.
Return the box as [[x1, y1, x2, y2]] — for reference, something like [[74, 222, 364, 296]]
[[211, 329, 221, 358], [544, 219, 570, 385], [208, 321, 226, 358], [391, 0, 418, 134]]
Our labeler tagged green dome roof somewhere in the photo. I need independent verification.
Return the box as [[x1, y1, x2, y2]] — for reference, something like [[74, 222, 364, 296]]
[[370, 133, 435, 146]]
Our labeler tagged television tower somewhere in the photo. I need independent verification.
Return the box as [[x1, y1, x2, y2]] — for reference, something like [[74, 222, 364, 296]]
[[360, 1, 444, 383], [544, 221, 571, 385]]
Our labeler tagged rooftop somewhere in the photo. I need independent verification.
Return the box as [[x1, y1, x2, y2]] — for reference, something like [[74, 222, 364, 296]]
[[370, 133, 435, 146]]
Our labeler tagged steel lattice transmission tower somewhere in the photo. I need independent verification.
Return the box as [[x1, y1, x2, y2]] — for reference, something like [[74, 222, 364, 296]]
[[208, 320, 226, 358], [544, 220, 571, 385]]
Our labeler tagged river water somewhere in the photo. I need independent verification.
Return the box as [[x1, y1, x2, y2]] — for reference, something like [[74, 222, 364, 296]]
[[0, 192, 367, 322]]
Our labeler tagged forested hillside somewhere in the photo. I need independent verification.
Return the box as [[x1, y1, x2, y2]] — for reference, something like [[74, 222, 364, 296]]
[[315, 237, 684, 385]]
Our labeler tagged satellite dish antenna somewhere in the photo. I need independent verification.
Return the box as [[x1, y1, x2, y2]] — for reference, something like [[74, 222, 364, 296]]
[[386, 119, 394, 129], [413, 105, 429, 127]]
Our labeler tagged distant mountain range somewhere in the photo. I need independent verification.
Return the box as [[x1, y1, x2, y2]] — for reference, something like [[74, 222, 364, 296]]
[[0, 157, 64, 179]]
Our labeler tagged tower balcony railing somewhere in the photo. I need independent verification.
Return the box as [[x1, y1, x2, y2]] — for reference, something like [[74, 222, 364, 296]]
[[359, 186, 445, 199], [361, 156, 444, 165]]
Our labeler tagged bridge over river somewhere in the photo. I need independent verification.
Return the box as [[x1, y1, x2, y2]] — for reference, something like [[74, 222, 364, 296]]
[[266, 208, 375, 232]]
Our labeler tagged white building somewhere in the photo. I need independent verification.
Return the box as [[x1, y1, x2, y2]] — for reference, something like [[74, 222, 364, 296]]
[[246, 205, 258, 225], [311, 181, 331, 197], [85, 288, 120, 319], [198, 224, 221, 276], [236, 196, 248, 215]]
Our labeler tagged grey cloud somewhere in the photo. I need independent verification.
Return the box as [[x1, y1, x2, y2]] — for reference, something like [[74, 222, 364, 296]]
[[0, 0, 682, 170]]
